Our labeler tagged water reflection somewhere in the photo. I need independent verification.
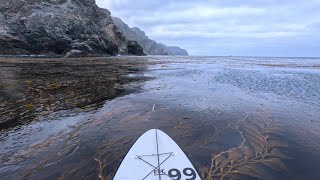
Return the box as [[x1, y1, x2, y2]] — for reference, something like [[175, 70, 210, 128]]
[[1, 56, 320, 180]]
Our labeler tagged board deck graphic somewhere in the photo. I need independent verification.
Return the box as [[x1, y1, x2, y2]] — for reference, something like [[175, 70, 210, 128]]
[[114, 129, 201, 180]]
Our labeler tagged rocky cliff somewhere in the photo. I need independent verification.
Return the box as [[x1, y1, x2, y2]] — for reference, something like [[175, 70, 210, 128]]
[[0, 0, 145, 57], [113, 17, 188, 56]]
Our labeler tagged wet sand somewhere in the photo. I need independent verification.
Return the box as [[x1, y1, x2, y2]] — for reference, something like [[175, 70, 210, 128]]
[[0, 56, 320, 180]]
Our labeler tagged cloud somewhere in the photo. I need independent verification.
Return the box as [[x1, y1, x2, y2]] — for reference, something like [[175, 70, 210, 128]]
[[96, 0, 320, 56]]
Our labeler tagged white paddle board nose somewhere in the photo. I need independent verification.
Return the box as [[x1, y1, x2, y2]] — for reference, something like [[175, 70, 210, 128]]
[[114, 129, 201, 180]]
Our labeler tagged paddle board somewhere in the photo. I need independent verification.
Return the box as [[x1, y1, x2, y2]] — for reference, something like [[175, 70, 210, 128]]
[[114, 129, 201, 180]]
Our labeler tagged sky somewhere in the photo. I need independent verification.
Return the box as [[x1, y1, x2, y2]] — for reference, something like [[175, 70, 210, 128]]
[[96, 0, 320, 57]]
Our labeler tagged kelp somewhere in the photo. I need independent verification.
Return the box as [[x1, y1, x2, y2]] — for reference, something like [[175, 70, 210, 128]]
[[200, 116, 289, 180]]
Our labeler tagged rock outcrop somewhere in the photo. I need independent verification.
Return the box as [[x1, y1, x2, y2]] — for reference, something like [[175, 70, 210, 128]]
[[113, 17, 188, 56], [0, 0, 145, 57]]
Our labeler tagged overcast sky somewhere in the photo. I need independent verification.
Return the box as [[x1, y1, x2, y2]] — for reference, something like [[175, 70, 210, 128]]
[[96, 0, 320, 57]]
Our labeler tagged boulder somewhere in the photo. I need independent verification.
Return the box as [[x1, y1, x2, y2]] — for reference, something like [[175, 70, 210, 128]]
[[127, 41, 146, 56]]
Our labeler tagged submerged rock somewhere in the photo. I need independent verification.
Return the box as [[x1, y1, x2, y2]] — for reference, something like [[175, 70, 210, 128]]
[[0, 0, 145, 57], [112, 17, 189, 56]]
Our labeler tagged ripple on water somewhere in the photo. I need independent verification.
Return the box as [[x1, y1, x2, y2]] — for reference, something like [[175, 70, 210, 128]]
[[1, 56, 320, 180]]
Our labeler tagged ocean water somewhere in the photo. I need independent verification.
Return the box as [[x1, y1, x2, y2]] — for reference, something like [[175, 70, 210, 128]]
[[0, 56, 320, 180]]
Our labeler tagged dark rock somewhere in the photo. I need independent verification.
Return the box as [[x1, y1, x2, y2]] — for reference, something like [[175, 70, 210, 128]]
[[71, 42, 94, 53], [112, 17, 189, 56], [0, 0, 145, 57], [126, 41, 146, 56]]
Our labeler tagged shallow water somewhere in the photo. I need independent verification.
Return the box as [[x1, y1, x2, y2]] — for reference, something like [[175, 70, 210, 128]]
[[0, 56, 320, 180]]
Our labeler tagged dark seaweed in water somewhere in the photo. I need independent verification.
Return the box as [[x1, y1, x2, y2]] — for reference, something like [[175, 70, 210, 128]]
[[0, 56, 320, 180], [0, 57, 149, 130]]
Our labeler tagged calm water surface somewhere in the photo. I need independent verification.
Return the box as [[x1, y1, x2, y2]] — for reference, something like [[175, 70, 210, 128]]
[[0, 56, 320, 180]]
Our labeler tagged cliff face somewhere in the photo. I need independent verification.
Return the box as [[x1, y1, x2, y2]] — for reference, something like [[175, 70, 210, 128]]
[[0, 0, 145, 57], [113, 17, 188, 56]]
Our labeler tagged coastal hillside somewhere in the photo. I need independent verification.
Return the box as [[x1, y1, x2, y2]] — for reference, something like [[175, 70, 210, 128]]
[[0, 0, 145, 57], [113, 17, 188, 56]]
